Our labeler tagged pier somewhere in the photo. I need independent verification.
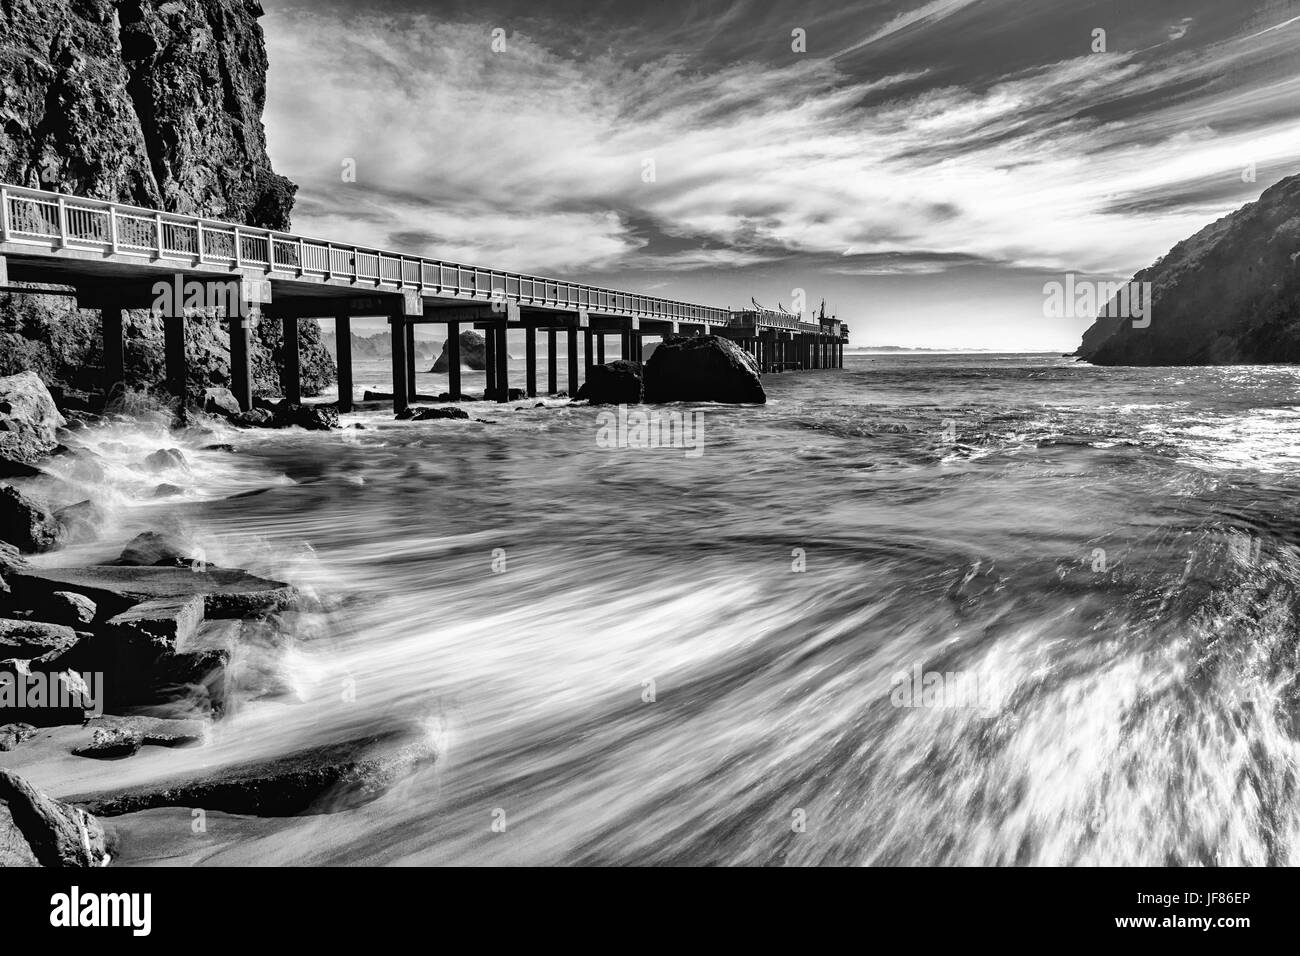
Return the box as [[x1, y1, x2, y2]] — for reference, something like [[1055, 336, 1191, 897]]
[[0, 183, 849, 413]]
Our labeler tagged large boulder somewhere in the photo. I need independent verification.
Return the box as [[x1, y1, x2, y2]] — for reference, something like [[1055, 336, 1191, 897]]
[[0, 486, 63, 553], [576, 360, 644, 405], [643, 335, 766, 404], [430, 331, 488, 372], [0, 372, 65, 466], [0, 770, 110, 867]]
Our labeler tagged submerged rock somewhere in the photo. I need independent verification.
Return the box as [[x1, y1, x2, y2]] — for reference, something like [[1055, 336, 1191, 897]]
[[576, 360, 644, 405], [0, 769, 110, 867], [643, 335, 766, 404], [71, 725, 438, 817], [430, 331, 488, 372], [9, 566, 296, 619], [52, 499, 103, 545], [397, 406, 470, 421], [142, 448, 189, 473], [115, 531, 199, 568], [0, 372, 65, 466]]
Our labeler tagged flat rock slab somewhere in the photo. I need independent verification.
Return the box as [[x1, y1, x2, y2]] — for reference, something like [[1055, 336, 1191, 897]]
[[10, 566, 296, 619], [86, 714, 208, 747], [107, 595, 205, 650], [0, 769, 110, 867], [70, 727, 437, 817], [0, 619, 79, 659]]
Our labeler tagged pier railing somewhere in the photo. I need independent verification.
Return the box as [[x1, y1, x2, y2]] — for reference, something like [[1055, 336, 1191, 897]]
[[0, 183, 732, 324]]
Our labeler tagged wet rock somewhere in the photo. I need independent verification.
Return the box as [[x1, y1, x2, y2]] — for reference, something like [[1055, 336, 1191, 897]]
[[203, 387, 241, 417], [83, 714, 207, 748], [232, 407, 274, 427], [0, 485, 63, 553], [53, 499, 103, 544], [0, 723, 35, 752], [576, 360, 644, 405], [277, 403, 338, 431], [152, 483, 184, 498], [0, 542, 25, 576], [398, 407, 470, 421], [66, 452, 106, 483], [115, 531, 198, 568], [106, 595, 205, 650], [430, 331, 488, 372], [0, 372, 66, 466], [9, 565, 296, 619], [0, 620, 79, 659], [142, 447, 188, 473], [72, 726, 142, 759], [0, 457, 44, 479], [644, 335, 766, 404], [0, 770, 110, 867], [42, 592, 96, 626], [70, 724, 438, 817]]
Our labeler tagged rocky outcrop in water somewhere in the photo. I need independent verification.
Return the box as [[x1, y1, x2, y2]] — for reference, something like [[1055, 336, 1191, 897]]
[[576, 360, 644, 405], [0, 0, 335, 404], [1077, 173, 1300, 365], [0, 372, 65, 466], [430, 331, 488, 372], [0, 769, 111, 866], [644, 335, 766, 404]]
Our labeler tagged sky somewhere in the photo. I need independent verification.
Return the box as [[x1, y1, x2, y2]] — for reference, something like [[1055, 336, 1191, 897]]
[[259, 0, 1300, 350]]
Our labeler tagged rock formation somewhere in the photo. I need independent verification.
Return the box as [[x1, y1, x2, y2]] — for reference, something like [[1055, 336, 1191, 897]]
[[0, 0, 334, 403], [575, 360, 644, 405], [643, 335, 766, 404], [430, 331, 488, 372], [1077, 173, 1300, 365]]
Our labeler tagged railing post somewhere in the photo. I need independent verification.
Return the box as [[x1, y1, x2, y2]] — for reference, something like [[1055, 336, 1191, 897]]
[[325, 243, 333, 280], [57, 197, 68, 248], [0, 186, 9, 242], [234, 226, 243, 268], [297, 238, 305, 277], [109, 205, 120, 254], [154, 211, 163, 259], [196, 220, 205, 262]]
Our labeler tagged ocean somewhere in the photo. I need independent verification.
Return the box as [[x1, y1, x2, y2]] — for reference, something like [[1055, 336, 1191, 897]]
[[20, 351, 1300, 865]]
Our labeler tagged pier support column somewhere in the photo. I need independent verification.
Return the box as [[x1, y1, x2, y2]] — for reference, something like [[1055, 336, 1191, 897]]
[[494, 324, 509, 402], [567, 326, 580, 395], [101, 305, 126, 401], [446, 322, 461, 401], [406, 322, 418, 400], [389, 312, 409, 414], [584, 328, 594, 379], [164, 316, 187, 406], [484, 325, 497, 398], [229, 315, 252, 411], [547, 329, 558, 394], [281, 316, 301, 405], [620, 331, 630, 360], [525, 326, 537, 397], [336, 315, 353, 412], [596, 333, 606, 364]]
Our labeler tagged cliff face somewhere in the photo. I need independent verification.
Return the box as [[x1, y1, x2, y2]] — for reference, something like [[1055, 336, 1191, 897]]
[[1078, 173, 1300, 365], [0, 0, 334, 401]]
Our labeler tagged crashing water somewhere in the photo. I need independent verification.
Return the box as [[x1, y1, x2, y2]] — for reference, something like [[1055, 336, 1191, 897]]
[[13, 352, 1300, 865]]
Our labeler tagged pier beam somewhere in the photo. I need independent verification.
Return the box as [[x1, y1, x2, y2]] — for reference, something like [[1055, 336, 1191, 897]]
[[101, 304, 125, 400], [335, 315, 353, 412], [446, 322, 461, 401], [567, 326, 580, 395], [229, 315, 251, 411], [389, 312, 409, 414], [525, 326, 537, 397], [494, 323, 509, 402], [164, 316, 187, 406], [406, 321, 418, 400], [547, 329, 558, 394], [281, 316, 301, 405]]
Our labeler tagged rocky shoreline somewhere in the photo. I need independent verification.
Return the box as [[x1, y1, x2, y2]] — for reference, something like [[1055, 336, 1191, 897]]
[[0, 371, 443, 867]]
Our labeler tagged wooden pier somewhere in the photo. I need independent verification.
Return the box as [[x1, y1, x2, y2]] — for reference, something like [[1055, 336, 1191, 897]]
[[0, 183, 849, 413]]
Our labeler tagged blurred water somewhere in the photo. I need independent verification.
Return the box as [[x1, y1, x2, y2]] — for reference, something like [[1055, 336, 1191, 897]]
[[23, 353, 1300, 865]]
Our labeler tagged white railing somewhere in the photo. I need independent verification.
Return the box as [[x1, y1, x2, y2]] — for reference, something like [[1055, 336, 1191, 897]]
[[0, 182, 733, 324]]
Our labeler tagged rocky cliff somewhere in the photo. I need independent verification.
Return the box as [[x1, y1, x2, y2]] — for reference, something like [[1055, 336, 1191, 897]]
[[1077, 173, 1300, 365], [0, 0, 334, 402]]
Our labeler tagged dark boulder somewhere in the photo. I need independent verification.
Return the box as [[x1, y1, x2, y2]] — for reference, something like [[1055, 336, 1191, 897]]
[[643, 335, 765, 404], [142, 447, 188, 473], [115, 531, 199, 568], [576, 360, 644, 405], [277, 403, 339, 431], [0, 486, 63, 553], [203, 387, 241, 417], [0, 770, 110, 867], [53, 499, 103, 544], [430, 331, 488, 372], [0, 619, 80, 659], [398, 407, 470, 421], [0, 372, 65, 466]]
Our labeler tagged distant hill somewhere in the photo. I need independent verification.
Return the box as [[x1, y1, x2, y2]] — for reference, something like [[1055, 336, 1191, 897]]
[[321, 331, 436, 361]]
